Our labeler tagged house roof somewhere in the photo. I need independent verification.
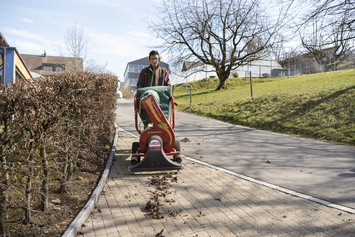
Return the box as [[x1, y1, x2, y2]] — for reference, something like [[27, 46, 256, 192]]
[[181, 61, 204, 72], [0, 32, 9, 46], [21, 53, 83, 72], [127, 57, 150, 65], [123, 57, 169, 76], [30, 71, 42, 78], [14, 48, 33, 80]]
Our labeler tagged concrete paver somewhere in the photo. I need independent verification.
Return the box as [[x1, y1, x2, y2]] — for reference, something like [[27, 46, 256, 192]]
[[114, 99, 355, 209], [79, 131, 355, 236]]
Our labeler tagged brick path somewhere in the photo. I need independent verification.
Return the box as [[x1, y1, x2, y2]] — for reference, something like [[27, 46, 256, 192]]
[[80, 131, 355, 237]]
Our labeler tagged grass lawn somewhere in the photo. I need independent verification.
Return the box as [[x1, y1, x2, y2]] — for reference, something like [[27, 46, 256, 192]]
[[172, 69, 355, 146]]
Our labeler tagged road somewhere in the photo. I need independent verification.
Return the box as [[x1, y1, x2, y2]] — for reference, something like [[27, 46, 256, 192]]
[[115, 99, 355, 209]]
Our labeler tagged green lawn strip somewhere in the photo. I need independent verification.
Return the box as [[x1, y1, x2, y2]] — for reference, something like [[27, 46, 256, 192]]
[[173, 70, 355, 146]]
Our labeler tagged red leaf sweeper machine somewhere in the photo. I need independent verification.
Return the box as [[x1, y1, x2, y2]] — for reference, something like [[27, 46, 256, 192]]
[[129, 86, 183, 172]]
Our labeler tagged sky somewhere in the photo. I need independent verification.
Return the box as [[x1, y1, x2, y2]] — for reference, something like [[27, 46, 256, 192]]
[[1, 0, 163, 82]]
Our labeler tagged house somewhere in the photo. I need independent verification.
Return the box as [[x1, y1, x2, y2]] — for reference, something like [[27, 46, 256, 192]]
[[0, 32, 33, 85], [181, 61, 204, 72], [123, 57, 170, 92], [277, 46, 352, 75], [21, 52, 83, 77], [278, 53, 321, 75]]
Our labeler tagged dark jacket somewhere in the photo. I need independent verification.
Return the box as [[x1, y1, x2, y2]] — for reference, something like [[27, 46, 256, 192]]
[[137, 65, 170, 89]]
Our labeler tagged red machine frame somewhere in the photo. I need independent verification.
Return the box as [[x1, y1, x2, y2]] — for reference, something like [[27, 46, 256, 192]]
[[133, 95, 180, 158]]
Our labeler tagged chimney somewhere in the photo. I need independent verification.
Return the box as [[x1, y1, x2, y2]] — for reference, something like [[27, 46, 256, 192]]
[[44, 50, 46, 58]]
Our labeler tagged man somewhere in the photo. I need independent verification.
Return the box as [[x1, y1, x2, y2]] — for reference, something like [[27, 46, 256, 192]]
[[137, 50, 170, 89]]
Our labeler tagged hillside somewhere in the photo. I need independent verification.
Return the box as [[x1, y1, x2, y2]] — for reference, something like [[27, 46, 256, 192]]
[[172, 70, 355, 146]]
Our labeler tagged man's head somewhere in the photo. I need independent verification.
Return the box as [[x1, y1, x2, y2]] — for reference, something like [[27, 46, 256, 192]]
[[148, 50, 161, 69]]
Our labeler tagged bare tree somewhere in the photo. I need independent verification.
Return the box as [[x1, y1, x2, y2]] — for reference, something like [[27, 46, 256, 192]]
[[84, 59, 111, 74], [147, 0, 289, 90], [56, 21, 87, 72], [265, 34, 289, 63], [66, 22, 87, 71], [303, 0, 355, 40], [300, 16, 355, 71]]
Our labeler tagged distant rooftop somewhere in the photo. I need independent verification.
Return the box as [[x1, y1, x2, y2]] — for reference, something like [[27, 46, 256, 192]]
[[0, 32, 9, 46]]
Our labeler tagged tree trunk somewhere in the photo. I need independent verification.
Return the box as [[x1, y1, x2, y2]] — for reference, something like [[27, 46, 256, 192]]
[[40, 146, 49, 211], [216, 73, 229, 90], [0, 151, 9, 237], [25, 140, 35, 223], [59, 153, 69, 194], [68, 157, 74, 180]]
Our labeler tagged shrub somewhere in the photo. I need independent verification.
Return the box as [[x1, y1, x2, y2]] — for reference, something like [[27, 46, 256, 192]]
[[0, 72, 118, 236]]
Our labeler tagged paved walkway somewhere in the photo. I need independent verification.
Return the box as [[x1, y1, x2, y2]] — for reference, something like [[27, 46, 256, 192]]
[[80, 131, 355, 237], [116, 99, 355, 209]]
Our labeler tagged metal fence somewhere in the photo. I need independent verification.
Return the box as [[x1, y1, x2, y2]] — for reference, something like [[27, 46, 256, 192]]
[[286, 58, 355, 77]]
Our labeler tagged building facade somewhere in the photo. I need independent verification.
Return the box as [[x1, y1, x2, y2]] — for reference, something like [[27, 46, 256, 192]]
[[0, 32, 32, 85], [21, 52, 83, 77], [123, 57, 169, 91]]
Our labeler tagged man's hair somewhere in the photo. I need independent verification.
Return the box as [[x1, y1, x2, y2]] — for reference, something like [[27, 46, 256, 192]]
[[149, 50, 159, 58]]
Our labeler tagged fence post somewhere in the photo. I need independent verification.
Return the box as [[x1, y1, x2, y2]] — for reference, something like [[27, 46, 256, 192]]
[[250, 71, 253, 98], [189, 86, 192, 106]]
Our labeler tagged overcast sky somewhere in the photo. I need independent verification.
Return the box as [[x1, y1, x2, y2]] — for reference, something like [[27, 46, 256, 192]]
[[1, 0, 163, 81]]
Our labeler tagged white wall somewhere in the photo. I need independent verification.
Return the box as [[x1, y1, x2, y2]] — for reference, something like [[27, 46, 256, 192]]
[[234, 58, 282, 78], [171, 65, 217, 85]]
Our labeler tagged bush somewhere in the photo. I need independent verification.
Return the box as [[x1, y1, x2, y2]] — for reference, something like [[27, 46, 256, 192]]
[[262, 73, 270, 78], [0, 72, 118, 236], [120, 88, 134, 99]]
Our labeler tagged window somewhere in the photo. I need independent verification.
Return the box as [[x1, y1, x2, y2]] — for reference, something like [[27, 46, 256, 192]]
[[129, 65, 147, 73], [43, 66, 52, 71], [130, 79, 138, 86], [55, 67, 63, 72]]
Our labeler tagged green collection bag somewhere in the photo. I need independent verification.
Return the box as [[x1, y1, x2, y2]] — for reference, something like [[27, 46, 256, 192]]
[[136, 86, 171, 127]]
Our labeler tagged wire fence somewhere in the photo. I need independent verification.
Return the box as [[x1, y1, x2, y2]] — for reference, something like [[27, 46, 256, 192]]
[[280, 58, 355, 77], [171, 58, 355, 85]]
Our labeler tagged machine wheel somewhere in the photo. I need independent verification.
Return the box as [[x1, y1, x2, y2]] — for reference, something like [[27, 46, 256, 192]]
[[131, 142, 141, 165], [174, 140, 181, 152], [173, 140, 182, 163], [175, 156, 182, 163], [132, 142, 140, 154]]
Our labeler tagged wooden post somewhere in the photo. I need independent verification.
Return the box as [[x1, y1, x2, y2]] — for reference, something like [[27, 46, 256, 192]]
[[189, 86, 192, 106], [250, 71, 253, 98]]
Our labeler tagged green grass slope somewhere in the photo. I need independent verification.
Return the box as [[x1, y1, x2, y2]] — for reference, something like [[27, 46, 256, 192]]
[[173, 70, 355, 146]]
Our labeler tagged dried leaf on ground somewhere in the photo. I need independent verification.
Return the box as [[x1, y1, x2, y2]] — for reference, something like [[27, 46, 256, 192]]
[[156, 229, 165, 237]]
